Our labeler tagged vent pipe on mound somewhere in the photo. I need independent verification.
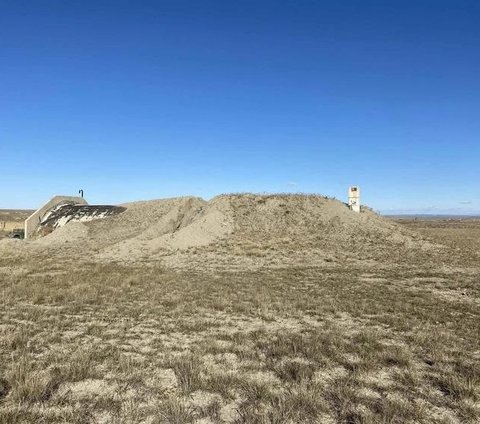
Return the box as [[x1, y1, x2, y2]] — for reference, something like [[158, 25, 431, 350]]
[[348, 186, 361, 213]]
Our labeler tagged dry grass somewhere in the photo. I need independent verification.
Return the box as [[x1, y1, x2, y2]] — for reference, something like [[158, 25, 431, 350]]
[[0, 219, 479, 423]]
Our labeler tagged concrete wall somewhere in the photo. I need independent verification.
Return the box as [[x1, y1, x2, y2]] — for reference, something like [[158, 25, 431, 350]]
[[24, 196, 88, 239]]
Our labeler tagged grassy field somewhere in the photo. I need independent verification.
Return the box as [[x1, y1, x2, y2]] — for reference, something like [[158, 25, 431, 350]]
[[0, 218, 479, 423]]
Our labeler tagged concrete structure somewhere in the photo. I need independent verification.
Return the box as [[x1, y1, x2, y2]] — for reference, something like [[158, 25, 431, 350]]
[[25, 196, 87, 239], [39, 204, 126, 232], [348, 186, 361, 213]]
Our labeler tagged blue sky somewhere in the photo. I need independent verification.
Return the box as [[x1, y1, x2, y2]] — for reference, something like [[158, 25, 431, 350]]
[[1, 0, 479, 213]]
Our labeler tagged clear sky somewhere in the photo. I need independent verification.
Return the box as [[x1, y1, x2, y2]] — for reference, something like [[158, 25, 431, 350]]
[[1, 0, 479, 213]]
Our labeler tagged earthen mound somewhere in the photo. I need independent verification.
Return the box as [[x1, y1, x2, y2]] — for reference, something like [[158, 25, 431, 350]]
[[3, 194, 437, 269]]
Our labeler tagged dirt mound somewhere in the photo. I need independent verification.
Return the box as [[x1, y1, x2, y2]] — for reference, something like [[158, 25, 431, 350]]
[[170, 193, 431, 270], [217, 193, 395, 244], [93, 196, 233, 261], [5, 194, 437, 269]]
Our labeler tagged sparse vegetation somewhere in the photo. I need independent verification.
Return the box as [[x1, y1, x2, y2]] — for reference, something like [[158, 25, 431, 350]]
[[0, 203, 478, 423]]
